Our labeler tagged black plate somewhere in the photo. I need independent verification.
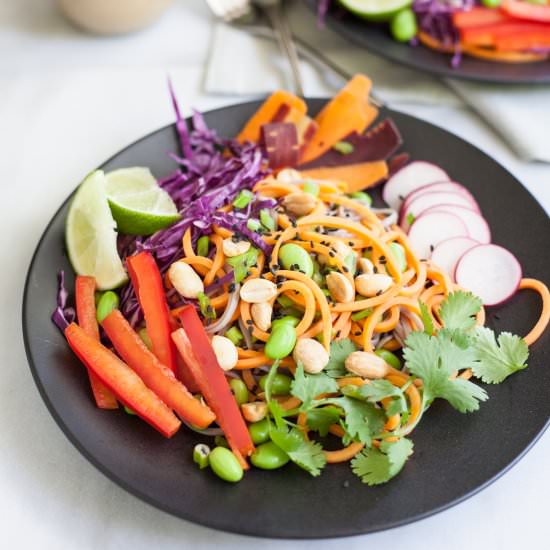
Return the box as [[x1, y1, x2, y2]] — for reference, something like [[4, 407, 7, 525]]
[[23, 99, 550, 538], [304, 0, 550, 84]]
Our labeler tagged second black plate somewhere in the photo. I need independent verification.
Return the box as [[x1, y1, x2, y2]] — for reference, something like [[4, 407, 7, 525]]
[[305, 0, 550, 84]]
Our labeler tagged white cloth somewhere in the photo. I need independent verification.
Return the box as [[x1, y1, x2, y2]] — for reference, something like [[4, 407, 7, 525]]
[[0, 1, 549, 550], [205, 1, 550, 162]]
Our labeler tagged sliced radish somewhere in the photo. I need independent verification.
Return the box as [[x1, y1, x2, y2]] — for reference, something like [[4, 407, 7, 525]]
[[382, 161, 450, 210], [400, 191, 479, 231], [431, 237, 480, 279], [401, 181, 479, 214], [421, 205, 491, 244], [455, 244, 522, 306], [408, 212, 468, 260]]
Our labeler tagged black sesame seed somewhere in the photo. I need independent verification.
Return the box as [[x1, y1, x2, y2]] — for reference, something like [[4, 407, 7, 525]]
[[290, 219, 297, 228], [329, 251, 336, 258], [335, 330, 341, 338], [354, 331, 362, 336], [429, 244, 434, 252], [348, 241, 354, 247], [276, 283, 283, 289], [376, 290, 383, 296], [373, 266, 379, 273], [246, 319, 254, 325], [342, 266, 349, 273], [228, 283, 236, 293]]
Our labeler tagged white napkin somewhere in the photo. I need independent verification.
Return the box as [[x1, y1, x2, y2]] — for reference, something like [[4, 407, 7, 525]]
[[205, 2, 550, 163]]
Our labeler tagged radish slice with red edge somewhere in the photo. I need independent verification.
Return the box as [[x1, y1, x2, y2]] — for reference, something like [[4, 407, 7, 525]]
[[382, 161, 450, 210], [454, 244, 522, 306], [431, 237, 480, 280], [420, 205, 491, 244], [400, 191, 479, 231], [408, 212, 468, 260], [400, 181, 479, 215]]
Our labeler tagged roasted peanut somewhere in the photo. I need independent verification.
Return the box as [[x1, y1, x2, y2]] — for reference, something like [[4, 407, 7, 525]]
[[241, 401, 268, 422], [240, 278, 278, 303], [283, 193, 316, 217], [168, 261, 204, 299], [355, 273, 393, 297], [211, 335, 238, 371], [326, 271, 355, 303], [345, 351, 390, 379], [293, 338, 330, 374], [251, 301, 273, 332], [222, 238, 250, 258]]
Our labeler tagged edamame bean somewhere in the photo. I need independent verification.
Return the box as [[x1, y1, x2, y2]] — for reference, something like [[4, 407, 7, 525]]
[[193, 443, 210, 469], [265, 323, 297, 359], [302, 180, 319, 196], [229, 378, 249, 406], [96, 291, 120, 323], [271, 315, 300, 330], [208, 447, 244, 483], [389, 242, 407, 272], [375, 349, 402, 370], [279, 243, 314, 277], [250, 441, 289, 470], [248, 418, 271, 445], [390, 9, 417, 43], [259, 373, 292, 395], [196, 236, 210, 257], [481, 0, 501, 6]]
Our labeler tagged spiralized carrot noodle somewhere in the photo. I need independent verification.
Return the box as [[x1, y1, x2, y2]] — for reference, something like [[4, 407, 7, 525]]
[[518, 279, 550, 345], [159, 165, 549, 472]]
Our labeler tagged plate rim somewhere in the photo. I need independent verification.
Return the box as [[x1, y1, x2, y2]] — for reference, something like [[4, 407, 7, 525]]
[[21, 99, 550, 539]]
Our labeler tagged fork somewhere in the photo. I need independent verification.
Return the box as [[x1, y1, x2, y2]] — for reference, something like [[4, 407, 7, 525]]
[[205, 0, 305, 96]]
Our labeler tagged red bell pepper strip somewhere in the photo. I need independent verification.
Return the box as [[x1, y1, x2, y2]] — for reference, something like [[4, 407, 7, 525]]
[[102, 310, 216, 428], [453, 7, 512, 29], [172, 306, 255, 459], [126, 252, 178, 374], [496, 29, 550, 51], [75, 276, 118, 409], [502, 1, 550, 23], [460, 22, 550, 47], [65, 323, 180, 437]]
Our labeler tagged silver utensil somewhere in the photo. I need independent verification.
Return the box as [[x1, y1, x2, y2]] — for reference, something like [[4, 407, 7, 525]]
[[205, 0, 305, 96]]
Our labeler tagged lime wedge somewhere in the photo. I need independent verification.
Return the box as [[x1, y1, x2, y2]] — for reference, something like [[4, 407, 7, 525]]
[[104, 167, 180, 236], [338, 0, 413, 22], [66, 170, 128, 291]]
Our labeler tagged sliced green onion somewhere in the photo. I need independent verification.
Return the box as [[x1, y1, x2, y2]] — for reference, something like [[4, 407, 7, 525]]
[[406, 213, 415, 226], [225, 326, 244, 346], [197, 292, 216, 320], [351, 308, 373, 321], [333, 141, 354, 155], [276, 294, 295, 308], [247, 218, 261, 232], [302, 181, 319, 196], [349, 191, 372, 206], [193, 443, 211, 469], [197, 235, 210, 257], [260, 209, 276, 231], [233, 189, 254, 209]]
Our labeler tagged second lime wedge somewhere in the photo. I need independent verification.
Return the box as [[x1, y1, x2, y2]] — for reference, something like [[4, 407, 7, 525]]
[[338, 0, 413, 22], [104, 167, 180, 236]]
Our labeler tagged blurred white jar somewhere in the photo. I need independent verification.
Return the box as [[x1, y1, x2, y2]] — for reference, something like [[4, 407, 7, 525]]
[[56, 0, 174, 35]]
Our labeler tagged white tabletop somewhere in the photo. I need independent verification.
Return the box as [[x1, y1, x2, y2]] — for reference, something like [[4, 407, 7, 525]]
[[1, 1, 549, 548]]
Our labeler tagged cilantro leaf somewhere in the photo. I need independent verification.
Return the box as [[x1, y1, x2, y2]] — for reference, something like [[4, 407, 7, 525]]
[[439, 291, 482, 332], [306, 406, 342, 436], [291, 363, 339, 409], [342, 380, 408, 419], [351, 438, 413, 485], [343, 380, 404, 403], [325, 338, 357, 378], [472, 327, 529, 384], [404, 331, 488, 413], [270, 427, 326, 476], [326, 396, 385, 445], [419, 300, 435, 335]]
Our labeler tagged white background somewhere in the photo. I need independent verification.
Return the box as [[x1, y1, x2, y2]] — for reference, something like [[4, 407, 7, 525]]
[[1, 1, 549, 548]]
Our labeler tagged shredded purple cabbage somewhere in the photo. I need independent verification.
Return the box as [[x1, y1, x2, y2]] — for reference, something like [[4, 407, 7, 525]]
[[118, 86, 271, 325], [51, 270, 75, 331]]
